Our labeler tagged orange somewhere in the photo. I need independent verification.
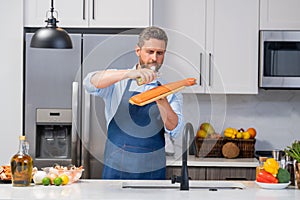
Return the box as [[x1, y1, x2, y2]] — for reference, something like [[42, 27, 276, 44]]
[[247, 128, 256, 139]]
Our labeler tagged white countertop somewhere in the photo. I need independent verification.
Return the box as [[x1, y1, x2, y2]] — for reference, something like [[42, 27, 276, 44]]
[[166, 155, 259, 167], [0, 180, 298, 200]]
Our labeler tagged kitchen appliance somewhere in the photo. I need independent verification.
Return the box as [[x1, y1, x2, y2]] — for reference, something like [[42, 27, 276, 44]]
[[24, 31, 139, 178], [260, 31, 300, 88]]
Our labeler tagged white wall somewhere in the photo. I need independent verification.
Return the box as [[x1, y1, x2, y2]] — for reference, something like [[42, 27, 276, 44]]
[[0, 1, 23, 164]]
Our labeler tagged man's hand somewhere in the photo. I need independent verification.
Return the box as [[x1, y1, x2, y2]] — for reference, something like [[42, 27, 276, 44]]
[[126, 68, 157, 84]]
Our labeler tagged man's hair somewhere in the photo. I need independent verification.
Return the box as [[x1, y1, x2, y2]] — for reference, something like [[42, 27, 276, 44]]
[[137, 26, 168, 48]]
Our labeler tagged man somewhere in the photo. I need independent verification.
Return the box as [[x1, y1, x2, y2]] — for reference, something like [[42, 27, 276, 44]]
[[83, 26, 183, 179]]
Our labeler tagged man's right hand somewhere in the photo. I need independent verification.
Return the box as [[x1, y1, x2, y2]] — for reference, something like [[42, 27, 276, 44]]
[[126, 68, 157, 84]]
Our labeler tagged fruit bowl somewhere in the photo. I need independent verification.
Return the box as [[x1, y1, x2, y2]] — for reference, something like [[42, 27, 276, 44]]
[[42, 165, 84, 183]]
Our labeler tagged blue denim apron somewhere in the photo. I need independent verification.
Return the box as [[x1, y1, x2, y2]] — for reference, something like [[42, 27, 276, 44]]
[[102, 80, 166, 179]]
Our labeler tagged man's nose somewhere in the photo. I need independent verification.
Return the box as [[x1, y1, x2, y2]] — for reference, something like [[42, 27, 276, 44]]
[[151, 52, 158, 61]]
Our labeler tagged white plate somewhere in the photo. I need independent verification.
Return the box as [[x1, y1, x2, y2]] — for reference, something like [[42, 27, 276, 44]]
[[255, 181, 291, 189]]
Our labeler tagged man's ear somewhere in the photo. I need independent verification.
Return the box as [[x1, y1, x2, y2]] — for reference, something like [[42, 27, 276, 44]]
[[135, 45, 141, 56]]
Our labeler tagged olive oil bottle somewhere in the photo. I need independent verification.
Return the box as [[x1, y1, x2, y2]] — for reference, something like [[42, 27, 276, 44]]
[[10, 136, 33, 187]]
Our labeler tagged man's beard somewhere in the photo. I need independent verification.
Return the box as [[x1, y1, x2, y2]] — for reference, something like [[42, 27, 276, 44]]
[[139, 60, 162, 72]]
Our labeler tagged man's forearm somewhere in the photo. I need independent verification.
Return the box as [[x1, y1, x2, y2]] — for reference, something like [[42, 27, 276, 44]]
[[156, 98, 178, 131], [91, 70, 130, 88]]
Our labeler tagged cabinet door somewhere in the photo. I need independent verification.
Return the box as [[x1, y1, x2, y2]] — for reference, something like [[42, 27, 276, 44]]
[[24, 0, 88, 27], [206, 167, 256, 180], [206, 0, 259, 94], [89, 0, 151, 28], [166, 166, 206, 180], [153, 0, 206, 93], [260, 0, 300, 30]]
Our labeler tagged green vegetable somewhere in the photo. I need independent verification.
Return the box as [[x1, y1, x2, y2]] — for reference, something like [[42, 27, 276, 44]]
[[277, 168, 290, 183], [285, 140, 300, 163]]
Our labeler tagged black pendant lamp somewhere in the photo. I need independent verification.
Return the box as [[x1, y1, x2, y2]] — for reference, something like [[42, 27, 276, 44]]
[[30, 0, 73, 49]]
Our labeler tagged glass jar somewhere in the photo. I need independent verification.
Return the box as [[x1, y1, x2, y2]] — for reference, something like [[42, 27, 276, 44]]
[[256, 157, 268, 178]]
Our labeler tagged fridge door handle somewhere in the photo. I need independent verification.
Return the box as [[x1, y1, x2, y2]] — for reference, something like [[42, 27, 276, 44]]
[[82, 90, 91, 178], [72, 82, 79, 166]]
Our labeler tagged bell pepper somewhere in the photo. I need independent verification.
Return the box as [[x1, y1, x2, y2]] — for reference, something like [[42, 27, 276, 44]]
[[257, 169, 278, 183], [263, 158, 279, 175]]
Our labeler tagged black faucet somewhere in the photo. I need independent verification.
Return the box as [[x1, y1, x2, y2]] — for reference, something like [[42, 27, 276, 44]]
[[171, 122, 196, 190]]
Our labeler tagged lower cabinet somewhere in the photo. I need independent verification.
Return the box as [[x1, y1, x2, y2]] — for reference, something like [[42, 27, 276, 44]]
[[166, 166, 256, 181], [166, 166, 206, 180]]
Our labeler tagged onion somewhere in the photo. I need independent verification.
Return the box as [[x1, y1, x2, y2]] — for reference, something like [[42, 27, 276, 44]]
[[33, 171, 47, 185]]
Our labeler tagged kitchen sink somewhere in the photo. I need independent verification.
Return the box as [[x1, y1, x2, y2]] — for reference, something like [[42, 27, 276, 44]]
[[122, 180, 246, 190]]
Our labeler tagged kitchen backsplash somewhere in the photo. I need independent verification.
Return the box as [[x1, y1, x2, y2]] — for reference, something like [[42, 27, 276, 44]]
[[171, 89, 300, 157]]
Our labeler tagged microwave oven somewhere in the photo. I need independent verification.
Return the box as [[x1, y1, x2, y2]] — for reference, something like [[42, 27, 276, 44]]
[[260, 31, 300, 88]]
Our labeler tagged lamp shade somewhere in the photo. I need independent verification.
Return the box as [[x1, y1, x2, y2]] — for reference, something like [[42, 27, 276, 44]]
[[30, 27, 73, 49]]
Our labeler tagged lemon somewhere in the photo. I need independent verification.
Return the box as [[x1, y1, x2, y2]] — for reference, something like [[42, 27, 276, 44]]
[[53, 177, 63, 186], [42, 177, 51, 186], [59, 174, 69, 185], [236, 132, 243, 139], [242, 131, 251, 139]]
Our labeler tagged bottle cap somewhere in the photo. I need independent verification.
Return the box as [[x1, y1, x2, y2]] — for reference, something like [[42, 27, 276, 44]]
[[259, 156, 268, 163], [19, 135, 26, 140]]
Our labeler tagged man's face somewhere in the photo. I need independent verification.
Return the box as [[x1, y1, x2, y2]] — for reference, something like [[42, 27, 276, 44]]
[[135, 38, 166, 71]]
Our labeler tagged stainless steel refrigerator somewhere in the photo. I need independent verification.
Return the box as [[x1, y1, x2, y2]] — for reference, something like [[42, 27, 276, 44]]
[[24, 31, 139, 178]]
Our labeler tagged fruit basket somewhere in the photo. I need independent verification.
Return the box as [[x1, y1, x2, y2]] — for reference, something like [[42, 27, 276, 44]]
[[195, 138, 256, 158], [195, 138, 224, 157], [42, 165, 84, 183], [223, 138, 256, 158]]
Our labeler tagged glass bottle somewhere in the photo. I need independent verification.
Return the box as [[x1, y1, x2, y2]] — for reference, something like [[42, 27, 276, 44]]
[[285, 155, 295, 186], [10, 135, 33, 187], [136, 66, 160, 86], [256, 157, 267, 178]]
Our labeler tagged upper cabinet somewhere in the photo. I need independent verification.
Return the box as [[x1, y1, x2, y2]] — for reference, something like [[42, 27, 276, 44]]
[[24, 0, 152, 28], [153, 0, 206, 93], [154, 0, 259, 94], [260, 0, 300, 30]]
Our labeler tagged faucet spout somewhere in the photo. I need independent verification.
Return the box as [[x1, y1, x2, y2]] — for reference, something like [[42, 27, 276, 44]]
[[181, 122, 194, 190], [170, 122, 195, 190]]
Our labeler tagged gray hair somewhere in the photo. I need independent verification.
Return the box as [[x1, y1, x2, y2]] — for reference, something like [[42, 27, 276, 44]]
[[137, 26, 168, 48]]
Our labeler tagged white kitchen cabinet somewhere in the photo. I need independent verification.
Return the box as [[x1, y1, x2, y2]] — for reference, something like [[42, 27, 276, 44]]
[[206, 0, 259, 94], [153, 0, 206, 93], [260, 0, 300, 30], [154, 0, 259, 94], [24, 0, 151, 28]]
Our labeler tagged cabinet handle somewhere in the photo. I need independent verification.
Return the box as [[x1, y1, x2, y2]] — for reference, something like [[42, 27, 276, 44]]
[[92, 0, 95, 20], [199, 53, 202, 86], [149, 0, 153, 25], [209, 53, 212, 86], [83, 0, 86, 20]]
